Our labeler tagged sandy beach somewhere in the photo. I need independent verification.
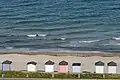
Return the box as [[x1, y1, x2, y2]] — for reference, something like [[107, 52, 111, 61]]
[[0, 51, 120, 73]]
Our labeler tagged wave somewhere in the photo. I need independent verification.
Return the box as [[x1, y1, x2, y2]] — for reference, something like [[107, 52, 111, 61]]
[[104, 7, 120, 10], [0, 14, 18, 17], [6, 47, 13, 49], [112, 37, 120, 40], [100, 44, 120, 46], [4, 1, 39, 8], [27, 34, 47, 37], [15, 20, 44, 24], [48, 29, 97, 36], [27, 34, 37, 37], [19, 26, 80, 31], [38, 34, 47, 37], [79, 40, 100, 43], [61, 38, 66, 40], [4, 39, 27, 43]]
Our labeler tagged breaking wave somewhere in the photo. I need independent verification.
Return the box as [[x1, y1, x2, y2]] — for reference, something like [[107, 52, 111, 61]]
[[79, 40, 100, 43]]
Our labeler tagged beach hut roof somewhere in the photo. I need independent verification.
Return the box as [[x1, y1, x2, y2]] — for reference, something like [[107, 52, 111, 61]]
[[59, 60, 68, 65], [2, 60, 12, 64], [108, 61, 117, 66], [72, 63, 81, 66], [27, 61, 37, 65], [95, 61, 104, 66], [45, 60, 55, 65]]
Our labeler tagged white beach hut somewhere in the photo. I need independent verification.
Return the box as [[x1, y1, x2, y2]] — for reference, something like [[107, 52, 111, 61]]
[[95, 61, 105, 73], [2, 60, 12, 71], [72, 63, 81, 73], [108, 61, 117, 74], [27, 61, 37, 72], [45, 60, 55, 72]]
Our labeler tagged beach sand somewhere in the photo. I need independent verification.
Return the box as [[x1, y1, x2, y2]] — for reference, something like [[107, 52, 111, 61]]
[[0, 51, 120, 73]]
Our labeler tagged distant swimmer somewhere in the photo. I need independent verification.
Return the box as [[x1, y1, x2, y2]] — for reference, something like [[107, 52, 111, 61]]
[[36, 34, 39, 36]]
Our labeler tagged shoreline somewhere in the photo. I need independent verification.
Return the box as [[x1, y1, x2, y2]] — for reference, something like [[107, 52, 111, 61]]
[[0, 51, 120, 57]]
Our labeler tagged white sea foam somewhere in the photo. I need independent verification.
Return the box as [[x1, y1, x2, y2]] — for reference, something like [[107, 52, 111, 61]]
[[61, 38, 66, 40], [27, 34, 37, 37], [38, 34, 47, 37], [27, 34, 47, 37], [101, 44, 120, 46], [112, 37, 120, 40], [79, 40, 100, 43], [6, 47, 13, 49]]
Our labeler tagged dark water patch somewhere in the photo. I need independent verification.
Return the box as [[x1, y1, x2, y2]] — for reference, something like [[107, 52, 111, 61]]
[[54, 29, 96, 36], [103, 6, 120, 10], [4, 39, 28, 43], [0, 14, 19, 17], [14, 26, 83, 32], [0, 17, 26, 21]]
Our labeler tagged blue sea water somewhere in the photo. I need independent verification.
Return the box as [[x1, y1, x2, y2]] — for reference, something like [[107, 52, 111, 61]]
[[0, 0, 120, 52]]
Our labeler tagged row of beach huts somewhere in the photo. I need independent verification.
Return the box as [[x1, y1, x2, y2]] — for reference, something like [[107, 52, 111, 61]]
[[1, 60, 117, 74]]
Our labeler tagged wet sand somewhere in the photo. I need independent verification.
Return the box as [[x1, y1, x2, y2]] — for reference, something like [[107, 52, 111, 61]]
[[0, 51, 120, 57]]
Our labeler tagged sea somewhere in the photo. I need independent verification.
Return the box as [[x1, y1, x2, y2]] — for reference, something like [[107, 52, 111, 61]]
[[0, 0, 120, 52]]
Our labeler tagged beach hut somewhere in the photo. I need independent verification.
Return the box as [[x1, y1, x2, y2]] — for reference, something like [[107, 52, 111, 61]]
[[45, 60, 55, 72], [72, 63, 81, 73], [27, 61, 37, 72], [59, 60, 68, 73], [2, 60, 12, 71], [107, 61, 117, 74], [95, 61, 105, 73]]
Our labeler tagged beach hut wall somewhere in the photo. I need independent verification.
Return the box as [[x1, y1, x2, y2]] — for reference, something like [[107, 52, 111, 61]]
[[59, 60, 68, 73], [95, 61, 105, 73], [2, 60, 12, 71], [45, 60, 55, 72], [107, 61, 117, 74], [27, 61, 37, 72], [72, 63, 81, 73]]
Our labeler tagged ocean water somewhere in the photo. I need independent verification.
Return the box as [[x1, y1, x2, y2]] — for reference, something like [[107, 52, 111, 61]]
[[0, 0, 120, 52]]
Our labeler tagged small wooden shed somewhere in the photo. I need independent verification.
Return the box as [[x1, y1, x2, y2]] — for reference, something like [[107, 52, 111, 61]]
[[72, 63, 81, 73], [108, 61, 117, 74], [95, 61, 105, 73], [45, 60, 55, 72], [2, 60, 12, 71], [27, 61, 37, 72], [59, 60, 68, 73]]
